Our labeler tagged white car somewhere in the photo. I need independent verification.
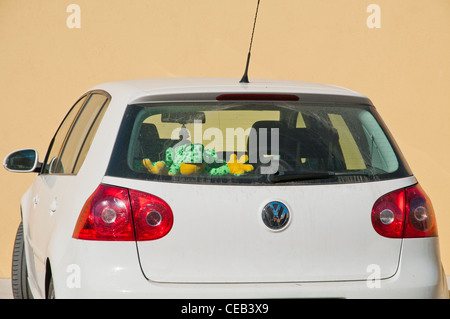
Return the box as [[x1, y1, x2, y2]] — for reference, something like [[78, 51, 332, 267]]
[[4, 78, 448, 299]]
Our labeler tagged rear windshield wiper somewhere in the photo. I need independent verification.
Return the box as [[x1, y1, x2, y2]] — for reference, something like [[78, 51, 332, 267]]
[[267, 170, 369, 183]]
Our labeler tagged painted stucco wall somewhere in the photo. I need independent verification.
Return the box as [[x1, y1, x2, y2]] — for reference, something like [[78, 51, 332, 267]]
[[1, 0, 449, 279]]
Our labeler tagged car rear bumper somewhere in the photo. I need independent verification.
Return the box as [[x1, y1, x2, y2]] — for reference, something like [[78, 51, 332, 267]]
[[53, 238, 448, 299]]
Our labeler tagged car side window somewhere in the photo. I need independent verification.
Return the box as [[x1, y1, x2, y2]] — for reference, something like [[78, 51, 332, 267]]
[[57, 93, 110, 175], [43, 95, 88, 174], [71, 93, 110, 174]]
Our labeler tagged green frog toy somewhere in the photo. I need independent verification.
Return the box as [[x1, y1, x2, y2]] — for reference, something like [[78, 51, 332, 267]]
[[142, 143, 254, 176]]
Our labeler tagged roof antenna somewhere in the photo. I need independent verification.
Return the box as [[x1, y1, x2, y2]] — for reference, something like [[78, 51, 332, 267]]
[[240, 0, 261, 84]]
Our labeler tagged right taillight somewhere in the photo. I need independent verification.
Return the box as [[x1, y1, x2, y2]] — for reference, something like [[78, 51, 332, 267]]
[[404, 185, 438, 238], [371, 184, 438, 238], [73, 184, 173, 241]]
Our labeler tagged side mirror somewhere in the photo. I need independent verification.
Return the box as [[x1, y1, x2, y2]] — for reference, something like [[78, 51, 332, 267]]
[[3, 149, 42, 173]]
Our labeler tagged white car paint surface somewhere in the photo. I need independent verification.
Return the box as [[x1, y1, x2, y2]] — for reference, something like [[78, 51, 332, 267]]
[[4, 78, 448, 299]]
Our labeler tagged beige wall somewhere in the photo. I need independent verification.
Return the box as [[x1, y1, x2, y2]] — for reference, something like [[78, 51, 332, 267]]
[[0, 0, 449, 278]]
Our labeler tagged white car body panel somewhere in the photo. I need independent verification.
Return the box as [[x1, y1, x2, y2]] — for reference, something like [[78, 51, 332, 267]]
[[9, 78, 447, 298], [103, 176, 416, 283], [49, 238, 447, 299]]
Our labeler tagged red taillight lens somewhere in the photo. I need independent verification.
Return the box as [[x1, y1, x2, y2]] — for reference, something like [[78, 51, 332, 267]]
[[73, 185, 173, 241], [371, 184, 438, 238], [404, 185, 438, 238], [130, 189, 174, 241], [73, 185, 134, 241], [216, 94, 300, 101], [371, 188, 405, 238]]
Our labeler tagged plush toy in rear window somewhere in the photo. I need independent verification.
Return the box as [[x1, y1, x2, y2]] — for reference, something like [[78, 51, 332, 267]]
[[142, 143, 254, 176]]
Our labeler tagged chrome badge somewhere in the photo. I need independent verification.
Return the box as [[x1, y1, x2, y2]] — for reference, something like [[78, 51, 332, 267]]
[[262, 201, 290, 230]]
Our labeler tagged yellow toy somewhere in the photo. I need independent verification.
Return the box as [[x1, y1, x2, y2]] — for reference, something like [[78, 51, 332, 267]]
[[142, 144, 254, 176]]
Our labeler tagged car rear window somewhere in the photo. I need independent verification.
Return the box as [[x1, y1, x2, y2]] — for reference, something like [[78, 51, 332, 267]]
[[106, 102, 411, 184]]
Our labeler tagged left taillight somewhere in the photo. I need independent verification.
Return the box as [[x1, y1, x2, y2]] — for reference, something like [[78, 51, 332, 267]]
[[73, 185, 173, 241], [129, 188, 174, 241]]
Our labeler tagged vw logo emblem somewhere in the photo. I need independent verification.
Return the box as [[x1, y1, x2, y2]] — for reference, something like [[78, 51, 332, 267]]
[[262, 201, 290, 230]]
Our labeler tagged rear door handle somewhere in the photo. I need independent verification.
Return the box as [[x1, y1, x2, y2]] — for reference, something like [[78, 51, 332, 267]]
[[33, 194, 40, 207], [50, 198, 57, 215]]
